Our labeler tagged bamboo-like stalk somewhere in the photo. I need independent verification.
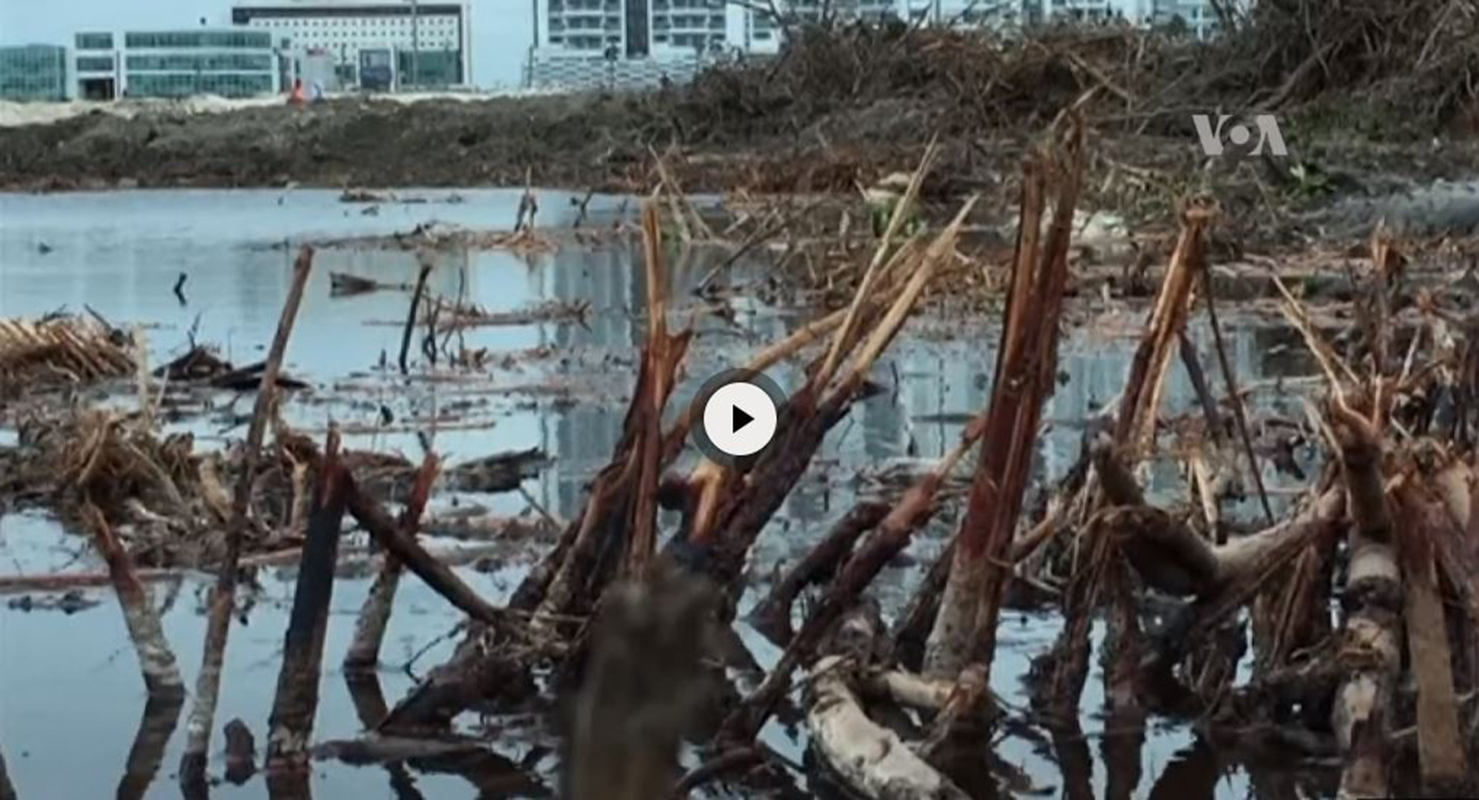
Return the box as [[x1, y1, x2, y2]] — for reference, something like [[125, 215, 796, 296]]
[[266, 429, 349, 772], [344, 452, 440, 672], [626, 203, 672, 577], [179, 245, 313, 789], [82, 503, 183, 699]]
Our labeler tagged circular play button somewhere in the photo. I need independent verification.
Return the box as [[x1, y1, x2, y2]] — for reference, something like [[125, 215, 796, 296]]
[[692, 369, 785, 465]]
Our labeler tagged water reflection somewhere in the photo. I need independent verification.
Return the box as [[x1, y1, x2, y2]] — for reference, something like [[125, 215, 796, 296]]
[[117, 694, 184, 800]]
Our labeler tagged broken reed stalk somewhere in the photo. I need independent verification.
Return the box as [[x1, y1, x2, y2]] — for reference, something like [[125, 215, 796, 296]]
[[344, 452, 441, 672], [1114, 204, 1210, 451], [698, 199, 976, 592], [626, 203, 672, 578], [923, 118, 1084, 681], [1327, 403, 1402, 799], [817, 140, 936, 391], [266, 428, 349, 773], [179, 245, 313, 788], [399, 254, 433, 375], [81, 503, 183, 698]]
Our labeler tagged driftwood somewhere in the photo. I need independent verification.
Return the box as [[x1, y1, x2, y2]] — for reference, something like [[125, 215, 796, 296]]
[[806, 656, 969, 800], [179, 244, 313, 789]]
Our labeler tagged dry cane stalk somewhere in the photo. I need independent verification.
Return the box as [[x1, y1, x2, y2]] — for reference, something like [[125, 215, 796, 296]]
[[82, 503, 184, 699], [344, 452, 441, 672]]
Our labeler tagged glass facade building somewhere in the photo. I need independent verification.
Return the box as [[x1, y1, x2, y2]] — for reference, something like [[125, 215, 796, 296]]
[[121, 29, 277, 98], [0, 45, 67, 102]]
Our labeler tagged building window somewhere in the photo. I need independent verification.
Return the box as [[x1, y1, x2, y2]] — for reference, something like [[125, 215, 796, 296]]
[[75, 32, 114, 50]]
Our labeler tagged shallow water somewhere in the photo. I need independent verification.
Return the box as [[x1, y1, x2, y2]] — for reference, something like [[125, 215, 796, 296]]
[[1, 189, 1326, 799]]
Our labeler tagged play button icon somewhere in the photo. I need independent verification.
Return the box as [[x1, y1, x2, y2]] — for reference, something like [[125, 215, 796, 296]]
[[693, 369, 784, 464]]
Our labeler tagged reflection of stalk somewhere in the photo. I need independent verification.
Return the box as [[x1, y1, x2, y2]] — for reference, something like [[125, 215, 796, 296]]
[[0, 739, 17, 800], [345, 675, 427, 800], [116, 694, 185, 800]]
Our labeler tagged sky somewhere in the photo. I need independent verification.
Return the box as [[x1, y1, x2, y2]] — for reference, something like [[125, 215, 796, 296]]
[[0, 0, 535, 88]]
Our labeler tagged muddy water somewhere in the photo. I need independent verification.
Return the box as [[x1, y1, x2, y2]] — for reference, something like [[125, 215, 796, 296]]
[[1, 190, 1324, 799]]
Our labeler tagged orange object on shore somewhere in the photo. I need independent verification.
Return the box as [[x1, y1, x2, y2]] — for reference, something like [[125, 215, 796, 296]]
[[289, 79, 305, 106]]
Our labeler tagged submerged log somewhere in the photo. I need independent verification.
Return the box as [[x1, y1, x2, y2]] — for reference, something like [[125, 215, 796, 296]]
[[265, 432, 349, 772], [806, 656, 969, 800]]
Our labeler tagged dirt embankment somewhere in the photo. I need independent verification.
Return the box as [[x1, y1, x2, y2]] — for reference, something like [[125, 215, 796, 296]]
[[1, 2, 1475, 197]]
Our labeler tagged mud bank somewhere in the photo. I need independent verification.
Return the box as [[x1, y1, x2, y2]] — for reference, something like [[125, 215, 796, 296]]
[[3, 21, 1475, 197]]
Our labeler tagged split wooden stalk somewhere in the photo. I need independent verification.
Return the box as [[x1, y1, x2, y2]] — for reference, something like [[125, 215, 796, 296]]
[[179, 245, 313, 788], [1394, 480, 1469, 789], [626, 203, 673, 577], [530, 204, 691, 619], [924, 120, 1083, 680], [82, 504, 183, 699], [1114, 205, 1210, 451], [266, 429, 349, 772], [1327, 404, 1402, 800], [344, 452, 441, 672], [398, 253, 433, 375]]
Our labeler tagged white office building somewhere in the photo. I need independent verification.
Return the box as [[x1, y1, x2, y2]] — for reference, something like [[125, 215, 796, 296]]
[[230, 1, 470, 89]]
